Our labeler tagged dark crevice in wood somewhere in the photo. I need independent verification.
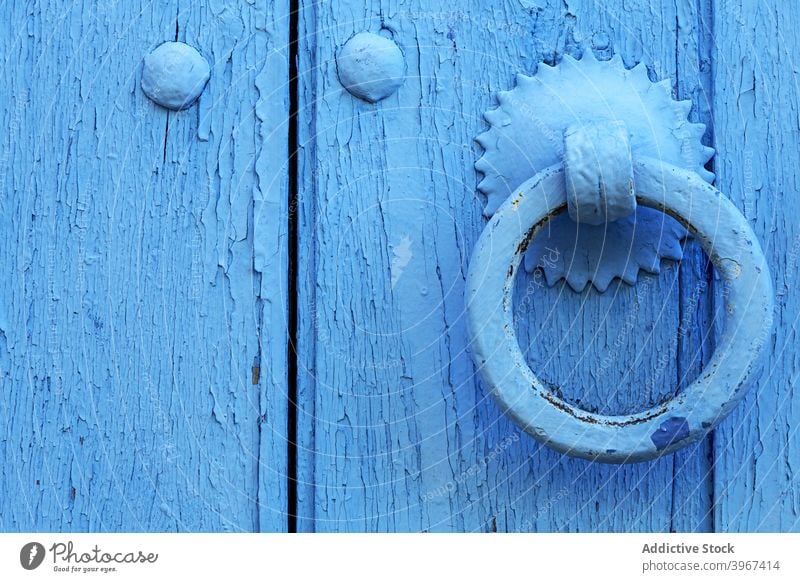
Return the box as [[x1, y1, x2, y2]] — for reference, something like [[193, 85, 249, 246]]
[[162, 114, 169, 164], [699, 0, 717, 535], [287, 0, 300, 534]]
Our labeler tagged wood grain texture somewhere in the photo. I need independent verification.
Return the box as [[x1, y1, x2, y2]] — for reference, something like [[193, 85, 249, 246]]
[[296, 0, 717, 531], [1, 0, 794, 534], [711, 0, 800, 532], [0, 0, 289, 531]]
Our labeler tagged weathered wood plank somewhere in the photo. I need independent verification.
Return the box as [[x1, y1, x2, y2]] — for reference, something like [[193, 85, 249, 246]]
[[297, 0, 714, 531], [711, 0, 800, 532], [0, 0, 289, 531]]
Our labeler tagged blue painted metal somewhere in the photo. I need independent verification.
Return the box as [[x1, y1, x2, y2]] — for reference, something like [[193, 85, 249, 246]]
[[468, 57, 773, 462], [141, 42, 210, 111], [651, 417, 690, 451], [466, 158, 773, 462], [337, 32, 406, 103], [563, 119, 636, 226], [476, 53, 714, 292]]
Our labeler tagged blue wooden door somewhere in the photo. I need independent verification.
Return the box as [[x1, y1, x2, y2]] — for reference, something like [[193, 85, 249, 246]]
[[1, 0, 797, 532], [294, 0, 798, 532]]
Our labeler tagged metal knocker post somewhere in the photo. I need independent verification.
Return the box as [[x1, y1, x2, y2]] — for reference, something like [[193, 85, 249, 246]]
[[466, 52, 774, 463]]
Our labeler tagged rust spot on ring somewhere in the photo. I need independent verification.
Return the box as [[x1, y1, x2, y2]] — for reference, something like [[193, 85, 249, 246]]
[[513, 205, 565, 263], [538, 389, 669, 427]]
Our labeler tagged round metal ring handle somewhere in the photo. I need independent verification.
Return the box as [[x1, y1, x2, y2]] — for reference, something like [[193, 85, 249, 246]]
[[466, 157, 774, 463]]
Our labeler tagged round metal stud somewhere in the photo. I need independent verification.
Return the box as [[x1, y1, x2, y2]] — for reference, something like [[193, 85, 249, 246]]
[[141, 42, 210, 111], [337, 32, 405, 103]]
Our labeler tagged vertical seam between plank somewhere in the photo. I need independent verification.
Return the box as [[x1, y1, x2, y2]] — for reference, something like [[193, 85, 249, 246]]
[[705, 0, 717, 533], [287, 0, 301, 534]]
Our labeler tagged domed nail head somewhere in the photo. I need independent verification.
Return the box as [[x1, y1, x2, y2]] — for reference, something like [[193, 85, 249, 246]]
[[141, 42, 210, 111], [337, 32, 405, 103]]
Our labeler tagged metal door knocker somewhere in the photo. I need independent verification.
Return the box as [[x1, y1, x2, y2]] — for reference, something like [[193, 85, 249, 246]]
[[466, 52, 774, 463]]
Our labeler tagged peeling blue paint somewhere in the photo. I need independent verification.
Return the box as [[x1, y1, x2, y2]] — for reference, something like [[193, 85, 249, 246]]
[[0, 0, 795, 536], [0, 0, 290, 533]]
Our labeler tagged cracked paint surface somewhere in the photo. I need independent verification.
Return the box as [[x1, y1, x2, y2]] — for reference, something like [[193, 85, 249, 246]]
[[0, 0, 797, 535], [0, 1, 290, 532]]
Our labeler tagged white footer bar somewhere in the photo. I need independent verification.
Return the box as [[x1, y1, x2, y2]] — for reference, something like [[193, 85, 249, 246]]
[[1, 533, 797, 581]]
